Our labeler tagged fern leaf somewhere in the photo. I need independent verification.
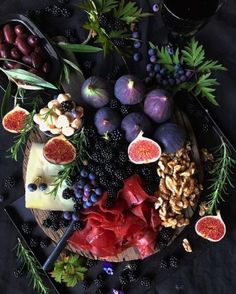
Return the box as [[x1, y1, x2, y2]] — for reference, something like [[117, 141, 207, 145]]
[[182, 38, 205, 67], [198, 60, 227, 72]]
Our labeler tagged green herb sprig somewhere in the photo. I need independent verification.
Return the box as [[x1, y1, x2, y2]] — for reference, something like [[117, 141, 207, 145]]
[[49, 128, 90, 198], [206, 137, 236, 214], [15, 238, 49, 294], [80, 0, 150, 56], [51, 254, 87, 287], [150, 38, 226, 105]]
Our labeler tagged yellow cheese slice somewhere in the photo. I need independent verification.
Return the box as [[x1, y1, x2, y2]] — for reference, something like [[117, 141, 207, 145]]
[[25, 143, 74, 211]]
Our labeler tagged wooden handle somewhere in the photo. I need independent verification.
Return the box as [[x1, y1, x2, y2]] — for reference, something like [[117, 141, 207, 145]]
[[42, 220, 75, 272]]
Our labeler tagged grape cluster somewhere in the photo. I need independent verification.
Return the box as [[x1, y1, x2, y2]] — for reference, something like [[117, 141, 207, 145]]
[[145, 47, 193, 87]]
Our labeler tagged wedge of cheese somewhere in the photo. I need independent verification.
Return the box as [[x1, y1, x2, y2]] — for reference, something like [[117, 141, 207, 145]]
[[25, 143, 74, 211]]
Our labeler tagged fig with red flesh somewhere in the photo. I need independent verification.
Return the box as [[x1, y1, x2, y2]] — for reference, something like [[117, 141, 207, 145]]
[[128, 131, 162, 164], [43, 135, 76, 165], [195, 211, 226, 242], [94, 107, 121, 135], [81, 76, 111, 108], [114, 75, 145, 105], [2, 106, 29, 133]]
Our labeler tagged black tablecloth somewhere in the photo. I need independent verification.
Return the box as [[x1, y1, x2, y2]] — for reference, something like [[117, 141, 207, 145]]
[[0, 1, 236, 294]]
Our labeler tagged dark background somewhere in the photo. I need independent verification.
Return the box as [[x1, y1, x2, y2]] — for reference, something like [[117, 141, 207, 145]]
[[0, 0, 236, 294]]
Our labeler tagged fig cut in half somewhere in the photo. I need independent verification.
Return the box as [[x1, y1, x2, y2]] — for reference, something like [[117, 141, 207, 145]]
[[2, 105, 29, 133], [128, 131, 161, 164], [43, 135, 76, 165], [195, 210, 226, 242]]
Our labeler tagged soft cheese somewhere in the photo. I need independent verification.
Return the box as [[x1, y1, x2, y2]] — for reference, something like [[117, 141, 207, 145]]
[[25, 143, 74, 211]]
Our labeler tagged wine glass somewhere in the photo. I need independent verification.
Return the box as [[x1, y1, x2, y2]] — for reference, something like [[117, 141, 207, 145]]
[[160, 0, 226, 44]]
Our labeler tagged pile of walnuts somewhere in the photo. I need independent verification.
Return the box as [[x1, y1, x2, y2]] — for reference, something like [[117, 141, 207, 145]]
[[155, 143, 203, 229]]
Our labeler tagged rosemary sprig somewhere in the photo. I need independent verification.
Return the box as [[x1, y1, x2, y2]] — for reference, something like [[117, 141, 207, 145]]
[[48, 128, 90, 198], [206, 137, 236, 214], [15, 238, 49, 294], [7, 108, 36, 161]]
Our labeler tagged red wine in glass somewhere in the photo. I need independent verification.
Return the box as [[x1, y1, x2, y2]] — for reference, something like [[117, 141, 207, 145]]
[[161, 0, 225, 37]]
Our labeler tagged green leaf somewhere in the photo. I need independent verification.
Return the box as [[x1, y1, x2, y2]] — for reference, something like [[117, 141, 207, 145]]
[[182, 38, 205, 67], [114, 0, 148, 23], [58, 42, 103, 53], [156, 47, 174, 71], [173, 48, 180, 65], [94, 0, 118, 13], [1, 69, 57, 90], [1, 80, 11, 118], [198, 60, 227, 72], [62, 63, 70, 84], [62, 58, 84, 76]]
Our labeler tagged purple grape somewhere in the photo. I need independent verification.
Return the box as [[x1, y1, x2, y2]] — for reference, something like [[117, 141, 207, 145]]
[[167, 46, 174, 55], [185, 70, 193, 78], [174, 73, 180, 78], [80, 169, 89, 178], [71, 110, 78, 118], [154, 63, 161, 72], [95, 187, 102, 195], [160, 68, 167, 76], [146, 63, 154, 72], [83, 202, 89, 209], [85, 200, 93, 207], [162, 79, 168, 86], [134, 41, 141, 49], [180, 75, 187, 82], [155, 73, 162, 82], [148, 48, 156, 56], [150, 55, 157, 63], [174, 64, 181, 71], [84, 190, 91, 197], [178, 69, 185, 75], [27, 183, 37, 192], [39, 183, 47, 191], [77, 179, 86, 189], [63, 211, 72, 220], [91, 180, 97, 187], [75, 189, 83, 198], [152, 3, 159, 12], [133, 52, 142, 62], [145, 77, 152, 85], [175, 78, 181, 84], [132, 31, 139, 39], [72, 212, 80, 221], [168, 78, 176, 86], [88, 173, 96, 180], [84, 184, 92, 192], [83, 195, 88, 202], [90, 193, 99, 203], [149, 71, 155, 78]]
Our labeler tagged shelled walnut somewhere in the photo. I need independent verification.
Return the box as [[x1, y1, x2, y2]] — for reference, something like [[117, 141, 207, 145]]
[[155, 143, 202, 229], [182, 238, 193, 252]]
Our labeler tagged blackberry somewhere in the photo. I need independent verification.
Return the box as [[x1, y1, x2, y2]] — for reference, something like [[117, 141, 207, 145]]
[[114, 18, 126, 30], [110, 129, 124, 144], [126, 164, 135, 176], [112, 38, 126, 48], [94, 273, 105, 287], [114, 169, 126, 181], [140, 276, 152, 288], [50, 5, 62, 17], [29, 237, 38, 248], [95, 140, 106, 151], [40, 238, 51, 248], [141, 166, 152, 177], [86, 259, 98, 268], [127, 270, 138, 282], [118, 273, 129, 286], [159, 228, 174, 243], [111, 178, 123, 188], [62, 188, 75, 200], [59, 219, 70, 228], [118, 151, 128, 163], [92, 152, 104, 163], [119, 105, 130, 116], [83, 125, 97, 139], [110, 98, 120, 109], [100, 147, 113, 162], [144, 181, 157, 195], [58, 0, 69, 4], [169, 256, 179, 269], [201, 121, 210, 133], [126, 261, 139, 271], [98, 14, 111, 30], [99, 177, 110, 188], [156, 239, 167, 249], [34, 9, 43, 16], [105, 163, 116, 175], [14, 266, 25, 279], [61, 100, 74, 112], [107, 187, 118, 198], [73, 203, 83, 212], [95, 288, 106, 294], [94, 165, 105, 177], [61, 7, 73, 18], [21, 223, 33, 235], [4, 176, 16, 190], [42, 218, 52, 228], [159, 259, 168, 270], [81, 279, 90, 290], [51, 222, 60, 232], [73, 220, 85, 231]]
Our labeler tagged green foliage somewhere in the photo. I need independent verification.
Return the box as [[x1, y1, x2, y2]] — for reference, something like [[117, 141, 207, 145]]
[[51, 254, 87, 287], [150, 38, 226, 105], [80, 0, 149, 56], [207, 137, 236, 214], [16, 238, 49, 294], [58, 42, 103, 53], [48, 128, 90, 198]]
